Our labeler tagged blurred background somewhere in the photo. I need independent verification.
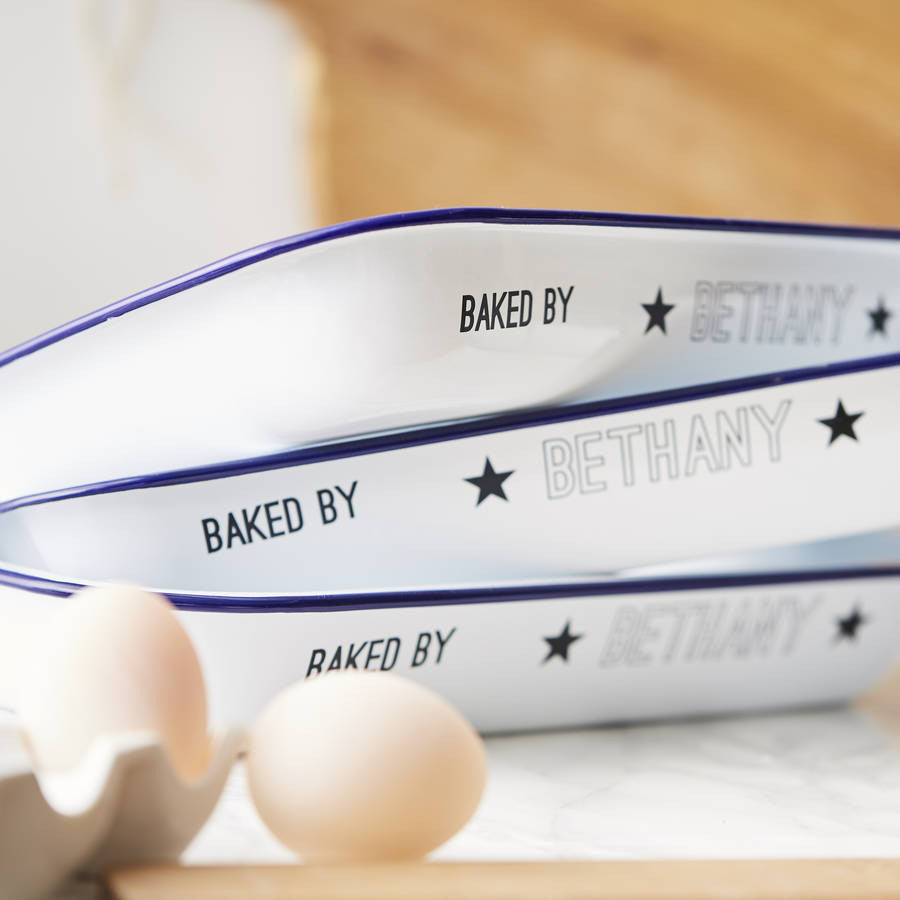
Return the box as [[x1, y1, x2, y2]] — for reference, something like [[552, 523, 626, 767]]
[[1, 0, 898, 350]]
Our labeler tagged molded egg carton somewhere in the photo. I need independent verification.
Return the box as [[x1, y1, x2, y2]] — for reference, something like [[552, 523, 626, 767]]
[[0, 715, 242, 900]]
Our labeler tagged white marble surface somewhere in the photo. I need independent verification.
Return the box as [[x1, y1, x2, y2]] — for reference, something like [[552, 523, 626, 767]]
[[7, 667, 900, 897], [186, 695, 900, 865]]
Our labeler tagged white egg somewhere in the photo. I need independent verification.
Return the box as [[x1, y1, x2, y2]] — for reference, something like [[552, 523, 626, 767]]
[[18, 585, 210, 779], [247, 671, 486, 861]]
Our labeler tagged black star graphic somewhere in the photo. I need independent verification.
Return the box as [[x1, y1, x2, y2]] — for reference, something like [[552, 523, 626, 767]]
[[817, 400, 864, 445], [835, 606, 868, 642], [641, 288, 675, 335], [542, 620, 583, 663], [868, 297, 892, 336], [464, 457, 514, 505]]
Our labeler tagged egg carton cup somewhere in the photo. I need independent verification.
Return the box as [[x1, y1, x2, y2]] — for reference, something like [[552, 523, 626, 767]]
[[0, 722, 243, 900]]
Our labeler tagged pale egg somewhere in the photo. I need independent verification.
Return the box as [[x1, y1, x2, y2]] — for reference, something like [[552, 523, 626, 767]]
[[18, 585, 210, 779], [247, 671, 487, 861]]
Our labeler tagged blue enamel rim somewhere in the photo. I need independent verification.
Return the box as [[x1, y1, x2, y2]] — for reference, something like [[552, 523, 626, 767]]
[[1, 206, 897, 370], [1, 563, 899, 613], [2, 348, 899, 514]]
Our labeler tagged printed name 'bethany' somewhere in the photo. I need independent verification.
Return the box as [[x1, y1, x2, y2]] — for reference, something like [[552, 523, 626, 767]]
[[543, 399, 791, 497]]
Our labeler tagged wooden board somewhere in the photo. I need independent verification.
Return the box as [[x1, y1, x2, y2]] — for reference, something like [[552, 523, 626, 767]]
[[281, 0, 900, 227], [107, 859, 900, 899]]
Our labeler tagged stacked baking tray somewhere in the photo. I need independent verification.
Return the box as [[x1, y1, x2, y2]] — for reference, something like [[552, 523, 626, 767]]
[[0, 208, 898, 728]]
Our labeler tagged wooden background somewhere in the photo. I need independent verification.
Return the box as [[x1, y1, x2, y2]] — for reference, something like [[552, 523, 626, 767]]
[[282, 0, 900, 227]]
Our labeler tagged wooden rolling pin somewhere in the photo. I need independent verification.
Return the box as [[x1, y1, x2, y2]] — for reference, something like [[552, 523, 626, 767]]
[[106, 859, 900, 899]]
